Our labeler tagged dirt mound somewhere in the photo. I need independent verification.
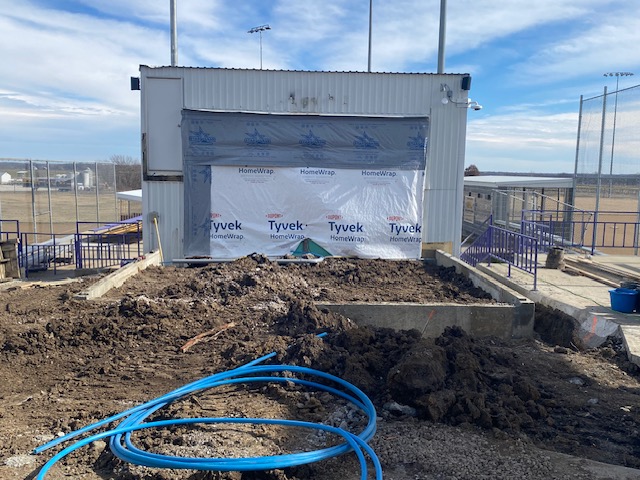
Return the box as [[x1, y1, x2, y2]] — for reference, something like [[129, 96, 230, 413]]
[[1, 256, 639, 479]]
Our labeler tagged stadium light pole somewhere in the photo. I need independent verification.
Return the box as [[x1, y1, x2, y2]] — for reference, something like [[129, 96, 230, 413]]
[[603, 71, 634, 197], [437, 0, 446, 73], [170, 0, 178, 66], [367, 0, 373, 72], [248, 24, 271, 70]]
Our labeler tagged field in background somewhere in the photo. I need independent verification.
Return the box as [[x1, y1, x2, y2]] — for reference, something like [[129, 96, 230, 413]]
[[0, 159, 141, 240], [564, 191, 639, 255], [0, 189, 142, 242]]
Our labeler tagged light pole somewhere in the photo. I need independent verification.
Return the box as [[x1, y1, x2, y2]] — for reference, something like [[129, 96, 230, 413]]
[[437, 0, 446, 73], [603, 71, 634, 197], [248, 24, 270, 70], [367, 0, 372, 72]]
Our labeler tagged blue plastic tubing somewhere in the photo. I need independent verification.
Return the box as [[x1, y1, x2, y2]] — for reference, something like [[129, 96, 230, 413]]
[[33, 348, 382, 479]]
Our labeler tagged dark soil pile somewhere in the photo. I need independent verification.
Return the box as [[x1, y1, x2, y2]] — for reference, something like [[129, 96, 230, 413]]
[[0, 256, 639, 480]]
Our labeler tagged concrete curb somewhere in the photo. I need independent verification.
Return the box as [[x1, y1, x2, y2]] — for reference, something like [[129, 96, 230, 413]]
[[476, 263, 623, 348], [621, 325, 640, 366], [74, 251, 162, 300]]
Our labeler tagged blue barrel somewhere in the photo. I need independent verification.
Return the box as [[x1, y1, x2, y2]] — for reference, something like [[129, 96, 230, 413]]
[[609, 288, 638, 313]]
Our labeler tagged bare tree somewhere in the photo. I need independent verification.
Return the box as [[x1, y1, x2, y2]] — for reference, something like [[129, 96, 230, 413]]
[[110, 155, 141, 191], [110, 154, 140, 165]]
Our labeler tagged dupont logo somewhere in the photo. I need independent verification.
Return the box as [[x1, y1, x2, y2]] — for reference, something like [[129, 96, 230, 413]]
[[326, 214, 343, 220], [189, 126, 216, 145], [244, 129, 272, 146], [210, 213, 222, 219], [407, 133, 426, 150], [387, 216, 404, 222], [299, 130, 327, 148], [265, 213, 283, 219], [353, 131, 380, 150]]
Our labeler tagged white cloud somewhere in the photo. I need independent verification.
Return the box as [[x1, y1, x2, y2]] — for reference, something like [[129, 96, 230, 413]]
[[1, 0, 639, 170], [512, 11, 640, 85], [0, 3, 168, 119], [466, 111, 579, 172]]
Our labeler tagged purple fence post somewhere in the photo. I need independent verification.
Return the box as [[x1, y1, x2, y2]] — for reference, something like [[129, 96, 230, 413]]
[[52, 234, 57, 275], [533, 238, 538, 291], [75, 234, 83, 269]]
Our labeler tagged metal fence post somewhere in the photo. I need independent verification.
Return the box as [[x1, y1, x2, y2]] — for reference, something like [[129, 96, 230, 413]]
[[29, 160, 37, 243], [532, 239, 538, 291], [74, 234, 82, 269], [95, 162, 100, 224], [592, 87, 608, 255]]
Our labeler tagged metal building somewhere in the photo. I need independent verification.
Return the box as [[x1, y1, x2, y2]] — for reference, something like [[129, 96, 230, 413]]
[[138, 66, 473, 262], [462, 175, 574, 238]]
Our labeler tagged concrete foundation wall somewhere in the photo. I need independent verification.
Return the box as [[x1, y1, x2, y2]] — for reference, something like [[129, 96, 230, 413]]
[[319, 251, 535, 340], [318, 302, 517, 339], [435, 250, 535, 338]]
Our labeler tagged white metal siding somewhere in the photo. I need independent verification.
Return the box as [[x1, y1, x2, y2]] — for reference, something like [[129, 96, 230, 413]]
[[142, 181, 183, 263], [145, 78, 183, 172], [140, 67, 470, 261], [174, 68, 455, 115]]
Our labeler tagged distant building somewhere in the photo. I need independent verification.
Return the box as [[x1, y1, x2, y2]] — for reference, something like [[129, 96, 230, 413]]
[[0, 172, 11, 184], [462, 175, 574, 237]]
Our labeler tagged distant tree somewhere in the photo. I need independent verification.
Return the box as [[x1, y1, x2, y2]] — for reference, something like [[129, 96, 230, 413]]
[[464, 164, 480, 176], [110, 154, 140, 165], [110, 155, 141, 191]]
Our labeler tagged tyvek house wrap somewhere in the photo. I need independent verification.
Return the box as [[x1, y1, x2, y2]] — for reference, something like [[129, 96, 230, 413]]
[[181, 110, 428, 259]]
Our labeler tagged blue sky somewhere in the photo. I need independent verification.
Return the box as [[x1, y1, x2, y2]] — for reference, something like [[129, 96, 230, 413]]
[[1, 0, 638, 173]]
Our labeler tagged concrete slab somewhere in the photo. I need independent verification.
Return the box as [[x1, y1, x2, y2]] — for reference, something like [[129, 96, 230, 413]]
[[475, 255, 640, 367], [621, 324, 640, 366]]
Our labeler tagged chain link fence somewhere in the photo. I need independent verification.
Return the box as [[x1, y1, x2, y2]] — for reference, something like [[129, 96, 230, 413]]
[[0, 160, 140, 242], [575, 84, 640, 208]]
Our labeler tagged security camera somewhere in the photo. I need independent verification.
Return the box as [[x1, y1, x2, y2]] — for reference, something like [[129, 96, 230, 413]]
[[471, 104, 483, 111]]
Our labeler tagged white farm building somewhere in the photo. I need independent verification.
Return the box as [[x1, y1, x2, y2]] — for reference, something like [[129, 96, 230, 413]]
[[138, 66, 475, 263]]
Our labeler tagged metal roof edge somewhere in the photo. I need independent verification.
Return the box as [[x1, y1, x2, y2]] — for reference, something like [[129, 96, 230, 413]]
[[139, 65, 470, 76]]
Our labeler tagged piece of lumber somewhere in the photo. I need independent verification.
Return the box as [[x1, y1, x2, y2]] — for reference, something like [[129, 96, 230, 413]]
[[180, 322, 236, 352], [563, 264, 619, 288]]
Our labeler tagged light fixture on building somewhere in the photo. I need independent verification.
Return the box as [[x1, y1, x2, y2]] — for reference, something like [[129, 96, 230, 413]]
[[440, 83, 482, 110]]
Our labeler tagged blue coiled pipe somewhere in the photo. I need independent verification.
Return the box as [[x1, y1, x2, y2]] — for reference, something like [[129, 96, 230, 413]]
[[33, 349, 382, 479]]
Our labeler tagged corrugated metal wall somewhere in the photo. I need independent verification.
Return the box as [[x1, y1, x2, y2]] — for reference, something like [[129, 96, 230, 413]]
[[142, 181, 183, 264], [140, 67, 470, 261]]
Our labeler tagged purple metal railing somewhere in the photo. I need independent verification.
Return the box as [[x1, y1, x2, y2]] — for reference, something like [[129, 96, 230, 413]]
[[0, 219, 20, 241], [19, 233, 75, 277], [75, 220, 142, 269], [461, 219, 539, 290], [0, 218, 143, 276], [460, 227, 492, 267], [522, 209, 640, 254]]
